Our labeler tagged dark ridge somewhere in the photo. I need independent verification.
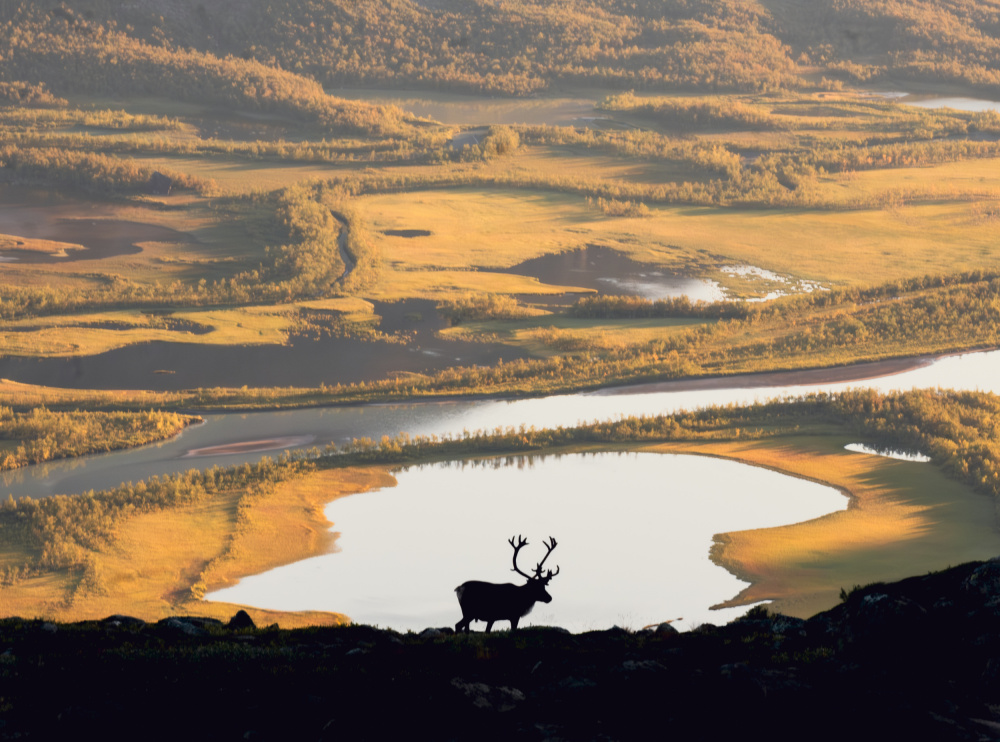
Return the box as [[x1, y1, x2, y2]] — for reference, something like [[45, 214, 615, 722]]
[[3, 560, 1000, 740]]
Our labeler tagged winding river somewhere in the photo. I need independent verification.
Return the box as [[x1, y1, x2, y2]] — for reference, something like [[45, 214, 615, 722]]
[[5, 348, 999, 499]]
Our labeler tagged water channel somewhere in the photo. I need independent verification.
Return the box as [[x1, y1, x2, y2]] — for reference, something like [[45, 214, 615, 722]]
[[6, 348, 998, 499]]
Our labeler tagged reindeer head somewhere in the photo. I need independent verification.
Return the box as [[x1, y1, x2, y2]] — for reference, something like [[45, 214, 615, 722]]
[[509, 534, 560, 602]]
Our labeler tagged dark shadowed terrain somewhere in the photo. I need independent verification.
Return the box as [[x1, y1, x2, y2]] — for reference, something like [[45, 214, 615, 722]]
[[4, 560, 1000, 741]]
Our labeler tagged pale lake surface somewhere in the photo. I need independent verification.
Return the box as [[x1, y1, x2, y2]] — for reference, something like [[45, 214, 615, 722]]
[[505, 245, 723, 304], [843, 443, 932, 462], [208, 452, 849, 632], [903, 95, 1000, 113]]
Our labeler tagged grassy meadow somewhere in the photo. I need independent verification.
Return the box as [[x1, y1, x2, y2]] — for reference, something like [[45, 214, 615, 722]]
[[0, 462, 395, 627], [666, 437, 1000, 617], [5, 87, 1000, 366]]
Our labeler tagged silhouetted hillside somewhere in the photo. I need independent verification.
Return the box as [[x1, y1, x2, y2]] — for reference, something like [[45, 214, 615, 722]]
[[3, 560, 1000, 740]]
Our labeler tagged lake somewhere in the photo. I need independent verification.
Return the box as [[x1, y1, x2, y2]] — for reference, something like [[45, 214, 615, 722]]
[[505, 245, 723, 304], [208, 451, 850, 632], [332, 89, 604, 127]]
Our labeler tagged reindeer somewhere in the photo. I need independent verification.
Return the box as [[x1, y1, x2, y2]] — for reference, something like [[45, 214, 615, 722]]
[[455, 535, 559, 633]]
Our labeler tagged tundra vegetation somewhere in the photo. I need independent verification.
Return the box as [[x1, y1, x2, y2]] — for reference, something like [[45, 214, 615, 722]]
[[2, 0, 1000, 624]]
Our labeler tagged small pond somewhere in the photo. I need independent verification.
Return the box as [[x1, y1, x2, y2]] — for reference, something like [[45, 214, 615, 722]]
[[843, 443, 931, 463], [902, 95, 1000, 113], [505, 245, 723, 304], [208, 452, 849, 632]]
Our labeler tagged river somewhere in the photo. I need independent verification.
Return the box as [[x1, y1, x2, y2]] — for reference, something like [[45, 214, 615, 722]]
[[5, 348, 999, 500]]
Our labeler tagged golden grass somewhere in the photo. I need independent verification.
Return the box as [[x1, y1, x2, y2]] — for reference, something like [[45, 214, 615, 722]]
[[0, 379, 178, 409], [0, 299, 380, 358], [0, 466, 397, 627], [515, 145, 699, 186], [0, 308, 289, 357], [648, 436, 1000, 618], [611, 200, 1000, 287], [297, 297, 374, 313], [372, 267, 591, 301], [0, 235, 86, 257], [358, 188, 605, 271], [441, 316, 708, 354], [132, 155, 350, 196], [356, 178, 1000, 301], [824, 157, 1000, 198]]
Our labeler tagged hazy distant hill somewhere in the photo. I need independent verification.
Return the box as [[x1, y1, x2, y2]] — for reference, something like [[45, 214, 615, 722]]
[[2, 0, 998, 102]]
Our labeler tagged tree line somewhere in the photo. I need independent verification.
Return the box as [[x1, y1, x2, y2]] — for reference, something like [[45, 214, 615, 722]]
[[0, 6, 411, 138], [0, 407, 196, 471], [8, 387, 1000, 589]]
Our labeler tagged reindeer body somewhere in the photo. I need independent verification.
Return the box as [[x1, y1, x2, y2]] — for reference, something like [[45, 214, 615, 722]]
[[454, 579, 551, 632], [454, 535, 559, 633]]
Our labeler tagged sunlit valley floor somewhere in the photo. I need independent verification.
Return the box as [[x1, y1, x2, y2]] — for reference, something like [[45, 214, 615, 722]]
[[3, 11, 1000, 734]]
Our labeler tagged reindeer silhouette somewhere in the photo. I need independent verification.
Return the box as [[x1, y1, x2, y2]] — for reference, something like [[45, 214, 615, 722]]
[[455, 535, 559, 632]]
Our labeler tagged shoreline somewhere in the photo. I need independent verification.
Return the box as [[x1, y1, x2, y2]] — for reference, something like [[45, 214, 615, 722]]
[[177, 346, 987, 414], [589, 352, 943, 397]]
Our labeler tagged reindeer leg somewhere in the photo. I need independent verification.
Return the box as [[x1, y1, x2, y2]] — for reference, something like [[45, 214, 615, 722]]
[[510, 617, 520, 630], [455, 617, 470, 633], [485, 621, 494, 632]]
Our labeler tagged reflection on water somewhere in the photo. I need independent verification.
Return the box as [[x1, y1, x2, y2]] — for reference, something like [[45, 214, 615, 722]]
[[6, 348, 1000, 499], [208, 452, 848, 632], [904, 96, 1000, 113], [844, 443, 931, 463]]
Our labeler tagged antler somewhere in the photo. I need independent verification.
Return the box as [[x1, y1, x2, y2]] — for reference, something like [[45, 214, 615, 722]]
[[508, 535, 533, 579], [534, 536, 560, 582]]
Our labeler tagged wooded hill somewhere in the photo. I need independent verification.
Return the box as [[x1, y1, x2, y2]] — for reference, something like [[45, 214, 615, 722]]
[[1, 0, 999, 101]]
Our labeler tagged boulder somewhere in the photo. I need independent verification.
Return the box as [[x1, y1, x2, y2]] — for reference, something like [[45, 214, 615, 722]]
[[227, 610, 256, 630]]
